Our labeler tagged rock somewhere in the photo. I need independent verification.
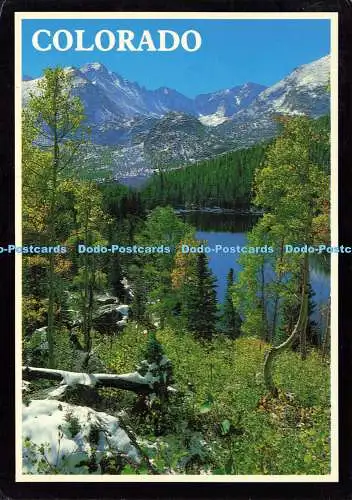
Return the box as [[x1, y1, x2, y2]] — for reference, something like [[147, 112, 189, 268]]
[[33, 327, 49, 351], [121, 278, 134, 301], [72, 350, 106, 374], [95, 294, 119, 306], [117, 318, 128, 330], [65, 309, 82, 327], [92, 304, 123, 334], [91, 301, 130, 334], [85, 352, 106, 373], [116, 304, 129, 317]]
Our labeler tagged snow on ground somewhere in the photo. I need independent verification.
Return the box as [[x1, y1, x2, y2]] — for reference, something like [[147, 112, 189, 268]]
[[117, 318, 128, 327], [22, 400, 140, 474], [116, 304, 129, 317]]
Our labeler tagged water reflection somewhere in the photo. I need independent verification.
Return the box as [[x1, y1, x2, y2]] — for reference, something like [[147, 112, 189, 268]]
[[179, 211, 260, 233], [179, 211, 330, 328]]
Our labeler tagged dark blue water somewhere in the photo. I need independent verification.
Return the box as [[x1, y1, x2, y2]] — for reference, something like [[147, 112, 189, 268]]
[[180, 211, 330, 327]]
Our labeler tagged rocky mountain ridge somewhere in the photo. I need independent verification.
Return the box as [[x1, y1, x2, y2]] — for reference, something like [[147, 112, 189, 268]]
[[22, 55, 330, 180]]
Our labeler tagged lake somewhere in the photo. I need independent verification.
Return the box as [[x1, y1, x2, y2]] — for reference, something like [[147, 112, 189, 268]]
[[179, 211, 330, 329]]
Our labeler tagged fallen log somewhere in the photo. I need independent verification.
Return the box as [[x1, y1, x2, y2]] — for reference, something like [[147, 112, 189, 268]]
[[22, 366, 157, 394]]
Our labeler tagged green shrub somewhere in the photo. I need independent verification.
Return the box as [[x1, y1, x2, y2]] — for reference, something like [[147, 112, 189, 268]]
[[93, 326, 330, 475]]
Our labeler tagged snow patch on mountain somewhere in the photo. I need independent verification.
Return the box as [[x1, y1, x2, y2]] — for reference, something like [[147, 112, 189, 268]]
[[199, 105, 229, 126], [21, 54, 330, 180], [249, 55, 330, 116]]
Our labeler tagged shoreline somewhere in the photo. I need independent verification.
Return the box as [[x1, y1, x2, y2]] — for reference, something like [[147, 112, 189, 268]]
[[174, 207, 264, 215]]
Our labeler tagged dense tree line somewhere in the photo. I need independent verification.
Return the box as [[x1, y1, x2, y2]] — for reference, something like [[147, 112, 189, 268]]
[[141, 115, 329, 211], [141, 143, 268, 209]]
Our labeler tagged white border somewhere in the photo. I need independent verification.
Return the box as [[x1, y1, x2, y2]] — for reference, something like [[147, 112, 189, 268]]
[[15, 11, 339, 483]]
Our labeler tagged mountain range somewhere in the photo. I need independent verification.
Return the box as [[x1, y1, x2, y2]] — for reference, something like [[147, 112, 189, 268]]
[[22, 55, 330, 181]]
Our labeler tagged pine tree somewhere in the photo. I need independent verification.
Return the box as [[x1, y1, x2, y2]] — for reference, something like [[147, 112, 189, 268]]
[[109, 257, 125, 301], [182, 253, 217, 340], [306, 284, 319, 346], [143, 331, 164, 364], [221, 268, 242, 338], [134, 207, 194, 327], [136, 332, 174, 422], [130, 275, 148, 325]]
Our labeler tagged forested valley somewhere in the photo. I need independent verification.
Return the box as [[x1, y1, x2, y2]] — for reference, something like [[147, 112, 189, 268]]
[[22, 68, 331, 476], [141, 114, 329, 210]]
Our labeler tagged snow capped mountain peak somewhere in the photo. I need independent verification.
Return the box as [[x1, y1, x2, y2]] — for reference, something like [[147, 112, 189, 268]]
[[291, 54, 330, 88], [246, 54, 330, 118], [22, 55, 330, 178], [81, 61, 107, 73], [258, 55, 329, 100], [195, 82, 266, 118]]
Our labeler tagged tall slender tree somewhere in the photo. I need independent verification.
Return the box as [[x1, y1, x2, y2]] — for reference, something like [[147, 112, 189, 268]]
[[221, 268, 242, 338], [70, 180, 109, 352], [235, 116, 329, 356], [23, 67, 85, 367], [130, 273, 148, 325]]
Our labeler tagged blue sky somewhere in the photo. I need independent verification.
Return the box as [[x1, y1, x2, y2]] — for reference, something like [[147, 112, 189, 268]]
[[22, 18, 330, 97]]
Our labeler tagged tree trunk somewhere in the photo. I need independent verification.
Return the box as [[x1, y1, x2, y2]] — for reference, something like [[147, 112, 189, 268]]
[[321, 297, 330, 361], [82, 199, 90, 352], [46, 77, 60, 369], [300, 308, 308, 360], [271, 239, 285, 342], [47, 254, 56, 368], [82, 190, 94, 353], [299, 268, 309, 360], [22, 366, 162, 394], [260, 261, 268, 341], [87, 279, 94, 353], [263, 253, 309, 396]]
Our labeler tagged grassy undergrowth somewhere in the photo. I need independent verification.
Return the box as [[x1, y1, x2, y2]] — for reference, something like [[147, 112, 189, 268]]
[[93, 324, 330, 475]]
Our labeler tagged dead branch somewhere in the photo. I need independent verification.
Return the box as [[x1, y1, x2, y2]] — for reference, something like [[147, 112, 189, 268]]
[[22, 366, 156, 394]]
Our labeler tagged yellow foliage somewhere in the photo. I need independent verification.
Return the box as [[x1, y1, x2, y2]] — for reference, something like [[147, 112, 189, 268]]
[[171, 236, 199, 289], [54, 255, 72, 276], [22, 296, 47, 333]]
